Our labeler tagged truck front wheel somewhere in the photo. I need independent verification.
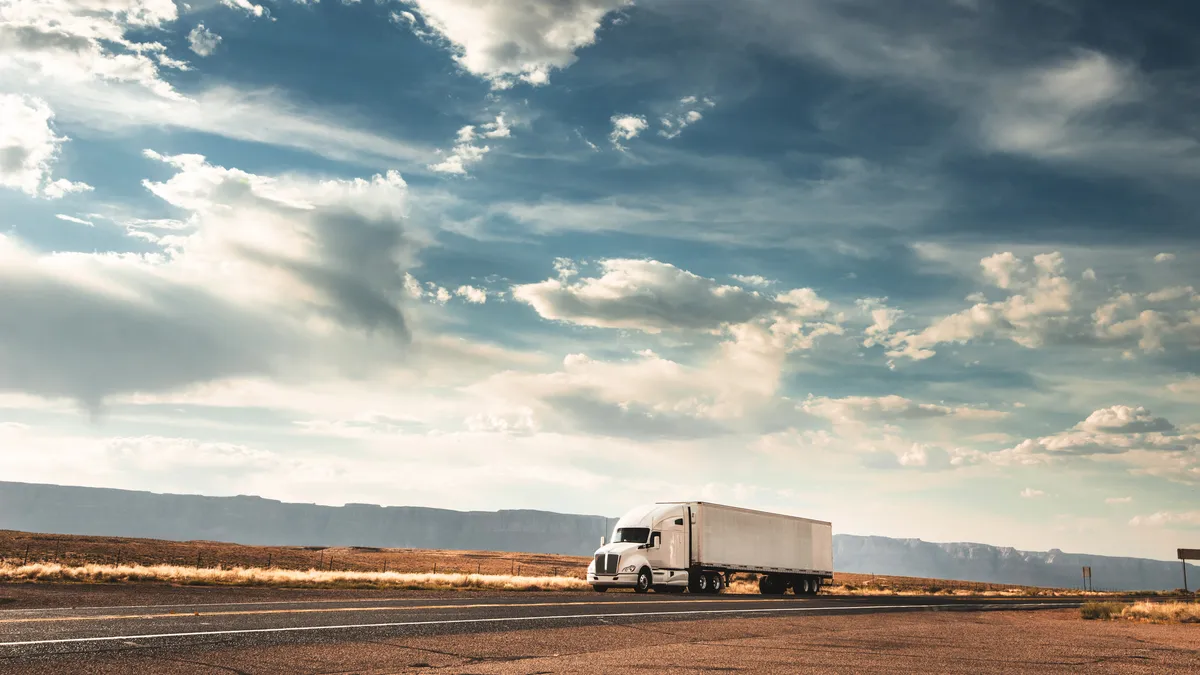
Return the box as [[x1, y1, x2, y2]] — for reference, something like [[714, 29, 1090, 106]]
[[634, 568, 652, 593]]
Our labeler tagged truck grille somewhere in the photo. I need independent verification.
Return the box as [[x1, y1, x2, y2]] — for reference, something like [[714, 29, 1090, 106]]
[[595, 553, 618, 574]]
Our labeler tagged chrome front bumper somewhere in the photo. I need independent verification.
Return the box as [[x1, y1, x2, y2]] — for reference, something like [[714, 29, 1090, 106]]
[[588, 571, 639, 587]]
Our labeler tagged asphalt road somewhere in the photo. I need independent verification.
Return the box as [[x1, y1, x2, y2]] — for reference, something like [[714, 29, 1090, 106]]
[[0, 591, 1085, 671]]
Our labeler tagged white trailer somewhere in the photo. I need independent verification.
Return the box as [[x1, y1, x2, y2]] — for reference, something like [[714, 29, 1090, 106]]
[[587, 501, 833, 595]]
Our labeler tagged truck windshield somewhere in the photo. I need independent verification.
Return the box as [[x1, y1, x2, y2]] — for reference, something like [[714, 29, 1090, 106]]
[[614, 527, 650, 543]]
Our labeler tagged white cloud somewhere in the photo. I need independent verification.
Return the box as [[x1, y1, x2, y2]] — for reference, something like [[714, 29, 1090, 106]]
[[860, 441, 978, 472], [0, 0, 185, 100], [105, 436, 283, 473], [995, 406, 1200, 485], [0, 94, 92, 198], [468, 335, 802, 440], [1154, 253, 1175, 263], [979, 251, 1024, 289], [1020, 488, 1044, 499], [980, 51, 1139, 161], [1144, 286, 1194, 303], [885, 252, 1075, 360], [188, 24, 222, 57], [731, 274, 772, 287], [1078, 405, 1174, 434], [222, 0, 268, 18], [659, 95, 715, 139], [1129, 511, 1200, 528], [877, 251, 1200, 361], [609, 114, 647, 150], [512, 258, 840, 341], [0, 152, 427, 407], [1, 2, 429, 169], [455, 285, 487, 303], [398, 0, 632, 88], [55, 214, 93, 226], [802, 394, 1008, 425], [429, 115, 509, 174], [730, 4, 1200, 181], [1105, 496, 1132, 504], [42, 178, 93, 198], [857, 297, 904, 349]]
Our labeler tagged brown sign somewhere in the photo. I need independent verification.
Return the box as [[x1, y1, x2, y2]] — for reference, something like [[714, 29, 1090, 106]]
[[1180, 549, 1200, 561], [1082, 566, 1092, 577]]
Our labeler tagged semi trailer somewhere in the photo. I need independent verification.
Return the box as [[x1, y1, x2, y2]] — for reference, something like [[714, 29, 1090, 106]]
[[587, 501, 833, 595]]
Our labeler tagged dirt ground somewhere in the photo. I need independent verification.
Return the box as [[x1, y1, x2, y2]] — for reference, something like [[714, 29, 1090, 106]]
[[390, 608, 1200, 674]]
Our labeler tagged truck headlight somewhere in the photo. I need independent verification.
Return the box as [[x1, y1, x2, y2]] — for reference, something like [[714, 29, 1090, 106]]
[[621, 565, 636, 573]]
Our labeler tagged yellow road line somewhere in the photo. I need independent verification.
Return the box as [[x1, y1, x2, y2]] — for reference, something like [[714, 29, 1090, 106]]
[[0, 597, 805, 625]]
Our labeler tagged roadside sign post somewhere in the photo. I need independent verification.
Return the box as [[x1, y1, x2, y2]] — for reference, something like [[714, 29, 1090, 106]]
[[1180, 549, 1199, 593], [1082, 566, 1092, 592]]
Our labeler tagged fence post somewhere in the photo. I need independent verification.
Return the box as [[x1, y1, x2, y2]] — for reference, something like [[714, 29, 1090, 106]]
[[267, 553, 272, 569], [23, 544, 29, 566]]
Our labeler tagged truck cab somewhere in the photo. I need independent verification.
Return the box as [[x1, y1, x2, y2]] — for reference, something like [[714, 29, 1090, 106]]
[[587, 503, 690, 593]]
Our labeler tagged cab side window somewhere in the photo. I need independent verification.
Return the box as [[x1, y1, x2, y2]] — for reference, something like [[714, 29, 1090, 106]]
[[650, 531, 661, 548]]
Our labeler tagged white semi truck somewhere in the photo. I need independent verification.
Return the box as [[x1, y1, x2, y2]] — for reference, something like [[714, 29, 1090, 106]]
[[587, 501, 833, 595]]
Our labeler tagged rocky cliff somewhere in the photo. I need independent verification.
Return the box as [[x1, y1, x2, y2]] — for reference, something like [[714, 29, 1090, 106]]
[[1, 481, 1193, 591], [0, 481, 613, 555], [833, 534, 1197, 591]]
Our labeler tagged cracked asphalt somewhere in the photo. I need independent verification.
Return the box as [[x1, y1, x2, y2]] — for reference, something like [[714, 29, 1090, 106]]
[[0, 586, 1195, 673]]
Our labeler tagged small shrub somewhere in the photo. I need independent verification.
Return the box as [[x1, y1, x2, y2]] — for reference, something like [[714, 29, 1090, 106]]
[[1080, 602, 1125, 620]]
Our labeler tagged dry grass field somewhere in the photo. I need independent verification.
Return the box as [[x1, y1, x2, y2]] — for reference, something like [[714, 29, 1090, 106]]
[[1082, 600, 1200, 624], [0, 530, 586, 578], [0, 529, 1147, 597]]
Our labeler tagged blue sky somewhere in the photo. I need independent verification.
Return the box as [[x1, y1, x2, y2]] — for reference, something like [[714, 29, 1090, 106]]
[[2, 0, 1198, 560]]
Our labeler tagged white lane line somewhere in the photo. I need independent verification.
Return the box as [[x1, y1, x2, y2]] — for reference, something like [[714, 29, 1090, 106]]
[[0, 597, 449, 613], [0, 602, 1080, 647]]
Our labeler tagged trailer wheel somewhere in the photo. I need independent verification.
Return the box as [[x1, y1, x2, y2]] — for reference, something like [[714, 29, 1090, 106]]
[[795, 577, 810, 595], [811, 577, 822, 595], [759, 575, 785, 595], [634, 568, 652, 594], [709, 573, 724, 593], [695, 572, 709, 593]]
